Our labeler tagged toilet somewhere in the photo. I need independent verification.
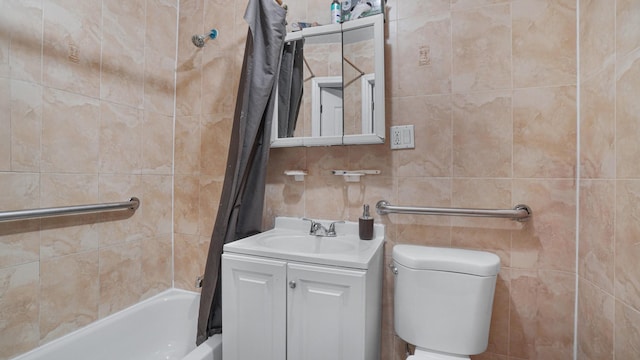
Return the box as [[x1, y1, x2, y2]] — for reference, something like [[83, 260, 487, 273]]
[[392, 245, 501, 360]]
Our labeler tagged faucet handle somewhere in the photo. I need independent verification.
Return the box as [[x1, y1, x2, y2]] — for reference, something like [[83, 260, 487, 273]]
[[327, 221, 345, 236], [302, 217, 320, 234], [302, 217, 316, 227]]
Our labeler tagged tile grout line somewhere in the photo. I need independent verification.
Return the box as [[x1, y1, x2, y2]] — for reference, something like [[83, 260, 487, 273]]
[[171, 0, 181, 289], [573, 1, 581, 359]]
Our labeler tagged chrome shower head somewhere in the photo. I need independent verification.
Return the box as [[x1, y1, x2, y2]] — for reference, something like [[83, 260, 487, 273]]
[[191, 34, 206, 48], [192, 29, 219, 48]]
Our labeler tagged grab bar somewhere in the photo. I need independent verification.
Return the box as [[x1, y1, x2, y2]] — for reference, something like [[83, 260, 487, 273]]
[[375, 200, 532, 221], [0, 197, 140, 222]]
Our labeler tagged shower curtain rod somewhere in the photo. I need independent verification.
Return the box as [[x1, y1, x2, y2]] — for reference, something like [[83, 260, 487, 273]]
[[0, 197, 140, 222]]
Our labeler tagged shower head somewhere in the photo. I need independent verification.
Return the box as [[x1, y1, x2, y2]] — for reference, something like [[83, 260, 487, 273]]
[[191, 34, 207, 48], [192, 29, 219, 48]]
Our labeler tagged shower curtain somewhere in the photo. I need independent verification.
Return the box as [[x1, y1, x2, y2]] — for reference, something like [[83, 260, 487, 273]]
[[277, 39, 305, 138], [196, 0, 287, 346]]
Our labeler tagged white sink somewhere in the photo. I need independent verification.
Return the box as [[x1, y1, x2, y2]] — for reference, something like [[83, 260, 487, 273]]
[[223, 217, 385, 269], [257, 233, 358, 254]]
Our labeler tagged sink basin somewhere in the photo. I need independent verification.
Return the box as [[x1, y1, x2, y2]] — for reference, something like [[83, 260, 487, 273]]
[[257, 234, 357, 254], [223, 217, 385, 269]]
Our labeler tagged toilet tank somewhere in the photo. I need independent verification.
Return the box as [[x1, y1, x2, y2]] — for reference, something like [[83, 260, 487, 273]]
[[392, 245, 500, 356]]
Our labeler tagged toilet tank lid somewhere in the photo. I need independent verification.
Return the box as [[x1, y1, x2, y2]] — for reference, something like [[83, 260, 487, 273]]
[[393, 245, 500, 276]]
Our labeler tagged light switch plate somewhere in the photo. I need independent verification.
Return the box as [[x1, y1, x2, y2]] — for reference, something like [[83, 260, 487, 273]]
[[390, 125, 415, 149]]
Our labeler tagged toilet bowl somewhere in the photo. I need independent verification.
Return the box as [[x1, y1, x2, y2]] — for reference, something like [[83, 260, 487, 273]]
[[392, 245, 500, 360]]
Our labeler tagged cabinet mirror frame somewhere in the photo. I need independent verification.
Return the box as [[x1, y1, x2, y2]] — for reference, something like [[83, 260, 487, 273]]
[[270, 14, 385, 148]]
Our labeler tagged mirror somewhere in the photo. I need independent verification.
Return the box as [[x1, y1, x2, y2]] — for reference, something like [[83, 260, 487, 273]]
[[271, 14, 385, 147]]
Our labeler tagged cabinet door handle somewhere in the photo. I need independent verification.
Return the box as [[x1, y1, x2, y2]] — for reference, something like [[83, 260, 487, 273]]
[[289, 280, 296, 289]]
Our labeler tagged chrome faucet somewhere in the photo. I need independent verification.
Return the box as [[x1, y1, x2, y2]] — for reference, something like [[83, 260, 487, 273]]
[[310, 221, 329, 236], [328, 221, 345, 236], [303, 218, 343, 237]]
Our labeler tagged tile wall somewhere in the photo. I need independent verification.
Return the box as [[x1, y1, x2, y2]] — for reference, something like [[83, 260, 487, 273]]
[[172, 0, 250, 291], [2, 0, 640, 359], [0, 0, 176, 358], [577, 0, 640, 358], [263, 0, 637, 359]]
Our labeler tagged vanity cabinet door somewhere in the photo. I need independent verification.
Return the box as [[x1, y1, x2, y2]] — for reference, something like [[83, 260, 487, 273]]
[[287, 262, 367, 360], [221, 253, 287, 360]]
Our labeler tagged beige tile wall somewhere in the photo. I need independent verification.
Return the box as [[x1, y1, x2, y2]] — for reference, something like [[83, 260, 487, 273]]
[[0, 0, 176, 358], [578, 1, 640, 359], [3, 0, 640, 359], [176, 0, 640, 359], [172, 0, 249, 291], [262, 0, 631, 359]]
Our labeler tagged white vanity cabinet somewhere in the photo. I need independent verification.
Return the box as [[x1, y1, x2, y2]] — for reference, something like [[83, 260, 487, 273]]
[[287, 262, 366, 360], [222, 253, 382, 360], [221, 254, 287, 360], [221, 217, 385, 360]]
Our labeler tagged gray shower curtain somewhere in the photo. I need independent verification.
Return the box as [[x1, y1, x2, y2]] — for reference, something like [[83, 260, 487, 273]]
[[277, 39, 304, 138], [196, 0, 287, 346]]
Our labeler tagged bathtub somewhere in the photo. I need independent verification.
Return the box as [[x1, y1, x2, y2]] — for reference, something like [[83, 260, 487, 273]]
[[12, 289, 222, 360]]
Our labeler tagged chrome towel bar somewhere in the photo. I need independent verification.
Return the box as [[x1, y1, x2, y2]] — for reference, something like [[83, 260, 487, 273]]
[[0, 197, 140, 222], [375, 200, 532, 222]]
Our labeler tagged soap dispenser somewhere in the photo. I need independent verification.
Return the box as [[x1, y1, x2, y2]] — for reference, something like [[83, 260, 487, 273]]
[[359, 204, 374, 240]]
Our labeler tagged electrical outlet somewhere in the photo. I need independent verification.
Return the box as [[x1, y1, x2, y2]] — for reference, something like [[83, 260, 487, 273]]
[[392, 128, 402, 146], [390, 125, 415, 150]]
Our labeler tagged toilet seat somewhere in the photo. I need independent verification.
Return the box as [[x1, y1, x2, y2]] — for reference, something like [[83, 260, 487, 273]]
[[407, 348, 470, 360]]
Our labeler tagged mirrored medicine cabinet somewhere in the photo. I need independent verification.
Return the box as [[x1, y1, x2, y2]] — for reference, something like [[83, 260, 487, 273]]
[[271, 14, 385, 147]]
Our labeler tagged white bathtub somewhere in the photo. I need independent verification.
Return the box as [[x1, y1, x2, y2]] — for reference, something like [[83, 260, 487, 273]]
[[12, 289, 222, 360]]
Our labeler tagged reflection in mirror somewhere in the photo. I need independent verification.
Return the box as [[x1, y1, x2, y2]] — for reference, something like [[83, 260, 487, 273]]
[[341, 15, 385, 145], [277, 39, 304, 139], [311, 76, 342, 137], [342, 25, 375, 137], [273, 28, 343, 147], [271, 14, 384, 147], [302, 31, 342, 143]]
